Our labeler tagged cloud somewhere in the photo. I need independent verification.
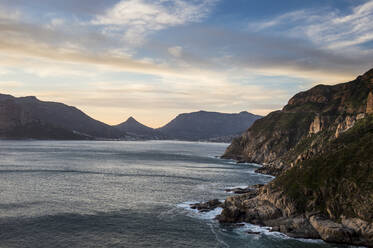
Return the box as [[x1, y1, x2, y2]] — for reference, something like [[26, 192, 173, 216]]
[[168, 46, 183, 57], [92, 0, 217, 44], [1, 0, 365, 84], [0, 7, 20, 21], [0, 81, 23, 90], [251, 0, 373, 50], [249, 10, 312, 31], [161, 25, 373, 83], [0, 39, 175, 76]]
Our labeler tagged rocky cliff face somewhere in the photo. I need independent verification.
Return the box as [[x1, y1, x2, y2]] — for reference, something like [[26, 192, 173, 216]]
[[222, 68, 373, 175], [367, 91, 373, 114], [218, 69, 373, 247], [219, 114, 373, 246]]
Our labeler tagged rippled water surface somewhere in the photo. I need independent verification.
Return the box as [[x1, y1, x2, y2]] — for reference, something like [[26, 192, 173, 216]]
[[0, 140, 351, 247]]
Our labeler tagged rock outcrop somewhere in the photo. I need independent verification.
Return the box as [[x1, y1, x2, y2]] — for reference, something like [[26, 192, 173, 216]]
[[190, 199, 223, 212], [367, 92, 373, 114]]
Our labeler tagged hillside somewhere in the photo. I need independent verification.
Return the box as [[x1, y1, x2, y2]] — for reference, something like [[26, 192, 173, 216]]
[[275, 115, 373, 222], [218, 68, 373, 246], [0, 94, 122, 139], [157, 111, 262, 141]]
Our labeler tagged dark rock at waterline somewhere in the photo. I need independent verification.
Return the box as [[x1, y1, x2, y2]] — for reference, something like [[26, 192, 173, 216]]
[[247, 231, 261, 235], [190, 199, 222, 212], [232, 223, 245, 227]]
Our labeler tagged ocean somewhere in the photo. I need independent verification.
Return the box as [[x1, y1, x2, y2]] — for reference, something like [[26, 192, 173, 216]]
[[0, 140, 351, 247]]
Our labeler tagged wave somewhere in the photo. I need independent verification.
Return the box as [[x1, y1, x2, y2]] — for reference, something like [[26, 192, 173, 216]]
[[234, 223, 327, 244], [178, 202, 330, 245], [176, 201, 223, 220]]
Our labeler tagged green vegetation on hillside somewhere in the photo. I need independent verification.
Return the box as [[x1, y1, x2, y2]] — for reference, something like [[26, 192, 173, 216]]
[[274, 115, 373, 222]]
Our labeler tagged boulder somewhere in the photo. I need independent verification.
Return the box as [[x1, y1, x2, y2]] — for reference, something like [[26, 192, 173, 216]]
[[190, 199, 222, 212], [309, 215, 358, 244]]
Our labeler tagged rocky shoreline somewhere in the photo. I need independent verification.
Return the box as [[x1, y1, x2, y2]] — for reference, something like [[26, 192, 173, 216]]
[[190, 169, 373, 247], [212, 70, 373, 247]]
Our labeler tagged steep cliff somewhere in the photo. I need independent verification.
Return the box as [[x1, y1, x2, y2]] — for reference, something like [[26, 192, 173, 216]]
[[218, 68, 373, 246], [222, 68, 373, 175]]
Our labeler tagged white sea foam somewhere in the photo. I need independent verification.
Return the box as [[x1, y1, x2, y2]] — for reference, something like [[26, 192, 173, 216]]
[[235, 223, 326, 244], [226, 185, 249, 190], [177, 201, 223, 220], [248, 163, 263, 168], [178, 202, 331, 245]]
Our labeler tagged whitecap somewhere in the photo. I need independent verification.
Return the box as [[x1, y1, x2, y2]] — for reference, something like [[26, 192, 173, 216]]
[[177, 201, 223, 220]]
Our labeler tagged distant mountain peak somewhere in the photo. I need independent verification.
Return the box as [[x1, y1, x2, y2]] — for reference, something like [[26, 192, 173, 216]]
[[126, 116, 137, 122], [115, 116, 165, 139]]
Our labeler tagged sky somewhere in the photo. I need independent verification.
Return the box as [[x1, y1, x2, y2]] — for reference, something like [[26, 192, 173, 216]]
[[0, 0, 372, 127]]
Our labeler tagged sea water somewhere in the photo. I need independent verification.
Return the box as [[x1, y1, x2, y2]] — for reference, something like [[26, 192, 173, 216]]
[[0, 140, 352, 247]]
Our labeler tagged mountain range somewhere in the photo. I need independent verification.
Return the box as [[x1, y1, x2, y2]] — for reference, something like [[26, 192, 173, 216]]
[[219, 68, 373, 246], [0, 93, 261, 141], [156, 111, 261, 141]]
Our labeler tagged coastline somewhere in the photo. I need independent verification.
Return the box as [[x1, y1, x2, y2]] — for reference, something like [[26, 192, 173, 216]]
[[188, 159, 372, 247]]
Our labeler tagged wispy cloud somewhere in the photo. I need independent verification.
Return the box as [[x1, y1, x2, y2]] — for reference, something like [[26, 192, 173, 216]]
[[251, 0, 373, 50], [249, 10, 313, 31], [92, 0, 217, 44]]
